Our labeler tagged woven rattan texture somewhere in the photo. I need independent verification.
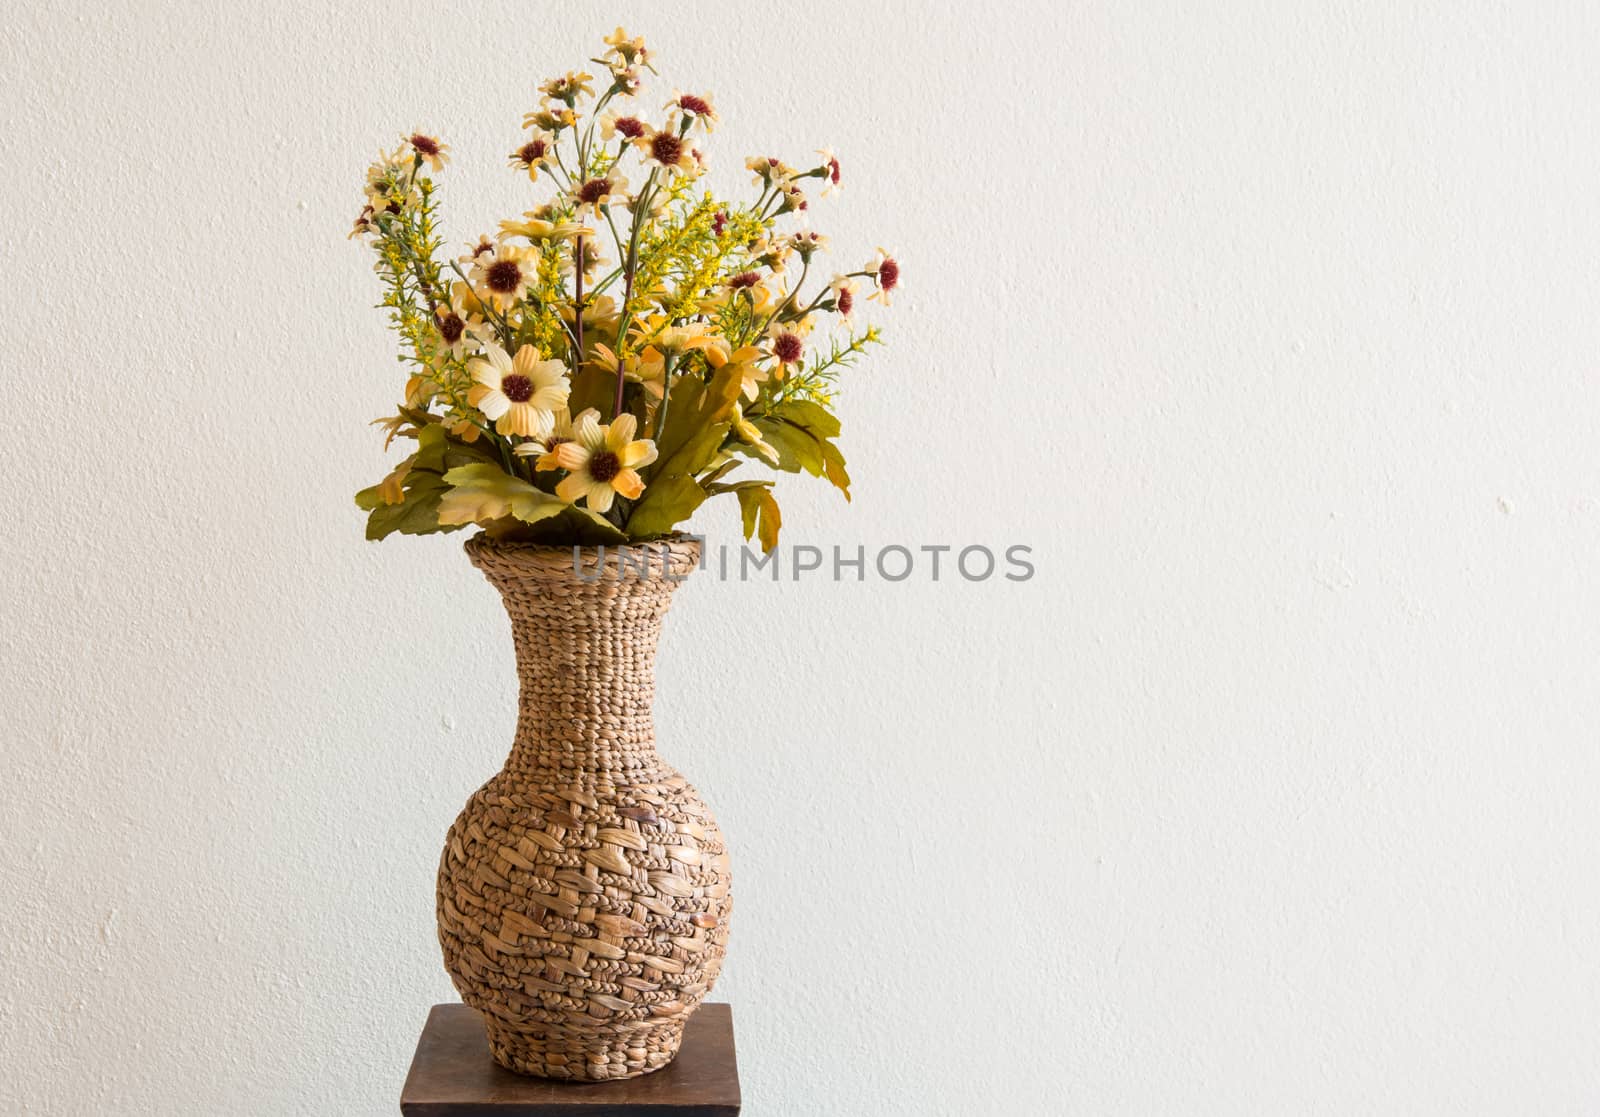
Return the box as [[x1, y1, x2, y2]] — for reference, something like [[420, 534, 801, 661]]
[[437, 537, 732, 1081]]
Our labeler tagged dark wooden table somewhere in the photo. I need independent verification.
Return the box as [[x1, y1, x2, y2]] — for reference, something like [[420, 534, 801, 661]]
[[400, 1004, 741, 1116]]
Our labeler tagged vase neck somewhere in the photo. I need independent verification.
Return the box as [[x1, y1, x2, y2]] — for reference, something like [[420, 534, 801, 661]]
[[467, 539, 699, 785]]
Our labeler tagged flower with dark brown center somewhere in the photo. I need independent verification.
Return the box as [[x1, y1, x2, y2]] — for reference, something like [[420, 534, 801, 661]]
[[587, 450, 621, 483], [578, 178, 612, 205], [835, 287, 854, 317], [649, 131, 684, 167], [611, 115, 645, 139], [878, 257, 899, 292], [772, 332, 804, 364], [499, 374, 534, 403], [406, 132, 450, 172], [437, 312, 465, 345], [486, 260, 522, 294], [729, 271, 761, 289], [678, 94, 711, 115]]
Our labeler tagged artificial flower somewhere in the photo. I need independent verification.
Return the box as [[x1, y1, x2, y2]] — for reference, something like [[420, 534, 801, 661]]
[[704, 341, 768, 401], [746, 156, 795, 187], [554, 411, 658, 513], [765, 325, 807, 369], [829, 275, 860, 319], [868, 248, 900, 304], [602, 27, 650, 69], [634, 126, 697, 175], [601, 113, 647, 141], [508, 133, 558, 179], [788, 230, 829, 260], [523, 101, 577, 133], [467, 343, 569, 438], [405, 132, 450, 172], [540, 71, 595, 104], [471, 243, 535, 310], [513, 407, 579, 470], [497, 213, 588, 242], [816, 148, 842, 196], [569, 172, 629, 215], [665, 91, 718, 133]]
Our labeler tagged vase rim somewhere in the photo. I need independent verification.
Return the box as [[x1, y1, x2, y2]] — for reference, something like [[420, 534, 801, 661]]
[[464, 531, 702, 584]]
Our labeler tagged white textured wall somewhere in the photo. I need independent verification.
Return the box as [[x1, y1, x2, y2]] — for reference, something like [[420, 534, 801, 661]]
[[5, 1, 1600, 1113]]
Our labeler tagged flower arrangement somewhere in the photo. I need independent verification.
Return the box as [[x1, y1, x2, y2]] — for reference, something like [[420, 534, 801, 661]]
[[352, 29, 899, 551]]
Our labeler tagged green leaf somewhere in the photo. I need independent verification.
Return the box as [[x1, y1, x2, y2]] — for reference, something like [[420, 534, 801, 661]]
[[437, 463, 568, 527], [626, 474, 709, 538], [752, 398, 851, 501], [627, 365, 743, 536], [360, 470, 459, 540]]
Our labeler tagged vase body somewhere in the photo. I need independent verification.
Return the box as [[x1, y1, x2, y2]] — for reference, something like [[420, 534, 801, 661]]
[[437, 536, 731, 1081]]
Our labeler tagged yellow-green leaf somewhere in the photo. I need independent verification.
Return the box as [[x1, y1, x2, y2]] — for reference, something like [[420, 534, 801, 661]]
[[437, 463, 568, 527]]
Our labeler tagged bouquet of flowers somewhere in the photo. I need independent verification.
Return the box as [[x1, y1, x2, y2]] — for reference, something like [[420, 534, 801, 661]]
[[351, 28, 899, 551]]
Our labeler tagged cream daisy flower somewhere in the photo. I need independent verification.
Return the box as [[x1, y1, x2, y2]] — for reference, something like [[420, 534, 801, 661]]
[[471, 243, 535, 311], [815, 148, 842, 197], [523, 101, 577, 134], [540, 71, 595, 104], [467, 344, 569, 438], [867, 248, 901, 305], [405, 132, 450, 172], [765, 325, 807, 370], [603, 27, 650, 69], [634, 126, 697, 175], [459, 236, 496, 265], [601, 114, 647, 142], [433, 289, 483, 360], [569, 172, 629, 216], [829, 275, 860, 319], [508, 132, 558, 179], [554, 412, 658, 514], [746, 156, 795, 187], [665, 91, 718, 133], [788, 230, 830, 261], [513, 407, 580, 470]]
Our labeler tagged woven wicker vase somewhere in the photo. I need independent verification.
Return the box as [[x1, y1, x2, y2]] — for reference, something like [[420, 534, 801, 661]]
[[437, 536, 731, 1081]]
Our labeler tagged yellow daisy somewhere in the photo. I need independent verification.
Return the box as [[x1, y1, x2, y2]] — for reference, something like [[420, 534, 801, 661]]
[[497, 213, 588, 242], [554, 411, 658, 514], [513, 406, 580, 470], [704, 341, 768, 401], [467, 344, 569, 438]]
